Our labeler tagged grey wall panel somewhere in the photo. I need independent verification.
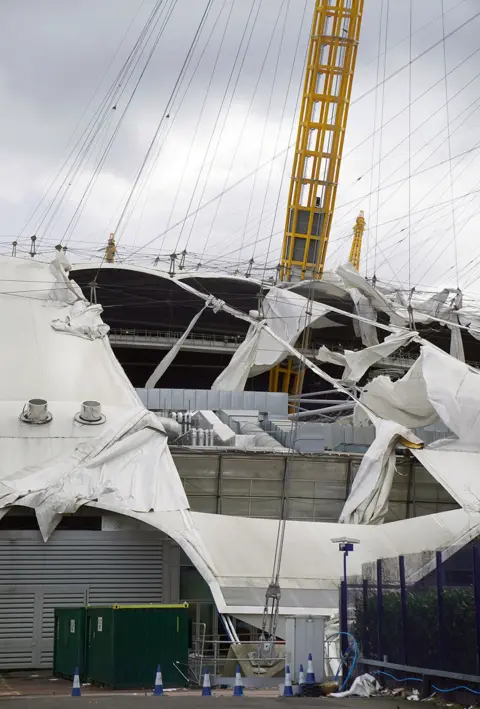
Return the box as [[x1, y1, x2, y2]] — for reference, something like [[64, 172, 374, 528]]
[[0, 531, 167, 670]]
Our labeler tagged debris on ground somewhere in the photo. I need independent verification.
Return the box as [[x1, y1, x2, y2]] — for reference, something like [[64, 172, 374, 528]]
[[330, 673, 381, 698]]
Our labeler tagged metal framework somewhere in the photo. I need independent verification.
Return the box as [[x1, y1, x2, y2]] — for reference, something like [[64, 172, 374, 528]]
[[270, 0, 364, 394], [279, 0, 364, 282], [349, 210, 365, 270]]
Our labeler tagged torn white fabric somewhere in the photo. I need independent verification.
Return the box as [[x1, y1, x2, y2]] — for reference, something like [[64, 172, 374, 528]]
[[49, 251, 84, 304], [337, 263, 404, 328], [317, 346, 348, 368], [316, 332, 419, 383], [330, 673, 381, 699], [211, 287, 331, 390], [448, 319, 465, 362], [349, 288, 379, 347], [414, 443, 480, 513], [356, 355, 438, 428], [211, 321, 264, 392], [339, 419, 423, 525], [0, 409, 189, 541], [344, 330, 418, 382], [51, 300, 110, 340], [420, 345, 480, 442], [145, 304, 207, 388]]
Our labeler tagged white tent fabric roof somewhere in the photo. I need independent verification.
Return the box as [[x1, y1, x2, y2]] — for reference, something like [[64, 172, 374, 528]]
[[2, 255, 480, 623]]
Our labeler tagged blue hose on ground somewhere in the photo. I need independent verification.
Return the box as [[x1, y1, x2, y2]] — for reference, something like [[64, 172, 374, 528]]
[[373, 670, 480, 696], [332, 631, 359, 691]]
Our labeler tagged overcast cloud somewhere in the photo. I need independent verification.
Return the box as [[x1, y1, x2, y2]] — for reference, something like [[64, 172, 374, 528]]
[[1, 0, 480, 291]]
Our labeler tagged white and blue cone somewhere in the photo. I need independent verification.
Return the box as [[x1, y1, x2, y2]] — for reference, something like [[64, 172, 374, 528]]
[[306, 654, 315, 683], [154, 664, 164, 696], [283, 665, 294, 697], [202, 668, 212, 696], [71, 667, 81, 697], [233, 664, 244, 696], [298, 664, 305, 695]]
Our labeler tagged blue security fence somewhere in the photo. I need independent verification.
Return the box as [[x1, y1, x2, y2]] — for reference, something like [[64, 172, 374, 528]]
[[342, 544, 480, 680]]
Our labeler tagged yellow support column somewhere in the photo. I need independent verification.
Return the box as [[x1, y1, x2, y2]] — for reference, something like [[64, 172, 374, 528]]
[[279, 0, 364, 283], [270, 0, 364, 394], [349, 210, 365, 271]]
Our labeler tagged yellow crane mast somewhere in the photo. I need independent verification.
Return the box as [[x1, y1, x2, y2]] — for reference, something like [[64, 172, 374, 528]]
[[269, 0, 364, 394], [279, 0, 364, 282], [349, 210, 365, 270], [105, 233, 117, 263]]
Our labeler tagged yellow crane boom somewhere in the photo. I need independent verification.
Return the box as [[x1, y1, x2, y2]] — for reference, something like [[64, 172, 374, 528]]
[[349, 210, 365, 271], [279, 0, 364, 283]]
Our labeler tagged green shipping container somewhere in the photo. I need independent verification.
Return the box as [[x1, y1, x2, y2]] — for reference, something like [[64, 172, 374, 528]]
[[86, 604, 190, 689], [53, 607, 87, 681]]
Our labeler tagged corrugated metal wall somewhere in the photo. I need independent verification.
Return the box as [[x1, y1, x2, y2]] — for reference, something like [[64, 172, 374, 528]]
[[0, 530, 167, 669]]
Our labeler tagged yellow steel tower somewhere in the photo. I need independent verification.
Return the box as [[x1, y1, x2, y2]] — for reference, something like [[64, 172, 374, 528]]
[[349, 210, 365, 270], [279, 0, 364, 283], [270, 0, 364, 394]]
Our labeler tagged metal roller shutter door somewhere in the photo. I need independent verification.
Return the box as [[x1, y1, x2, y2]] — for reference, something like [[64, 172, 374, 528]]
[[0, 530, 165, 669]]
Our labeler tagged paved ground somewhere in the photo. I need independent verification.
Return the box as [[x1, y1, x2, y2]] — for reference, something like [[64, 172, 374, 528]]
[[0, 697, 414, 709]]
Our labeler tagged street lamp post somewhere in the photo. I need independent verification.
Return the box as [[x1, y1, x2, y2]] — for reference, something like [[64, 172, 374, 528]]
[[331, 537, 360, 688]]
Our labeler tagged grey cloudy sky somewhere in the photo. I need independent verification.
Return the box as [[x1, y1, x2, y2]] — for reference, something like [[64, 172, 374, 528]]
[[1, 0, 480, 291]]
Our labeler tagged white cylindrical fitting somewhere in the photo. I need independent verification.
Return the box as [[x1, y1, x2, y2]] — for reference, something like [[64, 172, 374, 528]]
[[27, 398, 50, 423], [80, 400, 102, 422]]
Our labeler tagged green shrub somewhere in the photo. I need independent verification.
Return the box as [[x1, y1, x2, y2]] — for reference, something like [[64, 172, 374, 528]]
[[352, 587, 477, 674]]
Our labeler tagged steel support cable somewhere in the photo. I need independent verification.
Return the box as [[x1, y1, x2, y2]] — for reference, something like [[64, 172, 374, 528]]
[[176, 0, 262, 255], [109, 0, 213, 246], [408, 0, 412, 290], [335, 23, 480, 217], [373, 0, 390, 275], [361, 113, 480, 272], [119, 0, 230, 257], [199, 0, 263, 262], [126, 142, 294, 259], [19, 0, 151, 241], [129, 0, 231, 253], [441, 0, 460, 288], [181, 0, 289, 259], [326, 87, 480, 237], [412, 174, 480, 287], [137, 0, 230, 259], [373, 140, 480, 280], [195, 0, 287, 262], [180, 1, 265, 257], [39, 0, 172, 244], [255, 0, 309, 276], [35, 0, 168, 244], [352, 9, 480, 108], [365, 0, 386, 278], [88, 0, 215, 284], [235, 0, 289, 267], [59, 0, 179, 247]]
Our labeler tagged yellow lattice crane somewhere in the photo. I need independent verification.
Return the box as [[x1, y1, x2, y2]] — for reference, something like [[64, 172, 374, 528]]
[[270, 0, 365, 393], [349, 210, 365, 270], [105, 233, 117, 263]]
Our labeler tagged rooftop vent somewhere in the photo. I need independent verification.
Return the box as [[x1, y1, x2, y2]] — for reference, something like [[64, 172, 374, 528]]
[[74, 400, 106, 425], [20, 398, 52, 424]]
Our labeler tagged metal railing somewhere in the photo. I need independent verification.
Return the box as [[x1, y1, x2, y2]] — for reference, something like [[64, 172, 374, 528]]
[[185, 639, 286, 685], [108, 328, 243, 352]]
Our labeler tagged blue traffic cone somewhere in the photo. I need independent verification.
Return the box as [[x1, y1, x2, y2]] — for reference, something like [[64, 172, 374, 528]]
[[71, 667, 81, 697], [154, 664, 164, 696], [298, 664, 305, 694], [202, 668, 212, 696], [283, 665, 294, 697], [306, 653, 315, 683], [233, 664, 243, 696]]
